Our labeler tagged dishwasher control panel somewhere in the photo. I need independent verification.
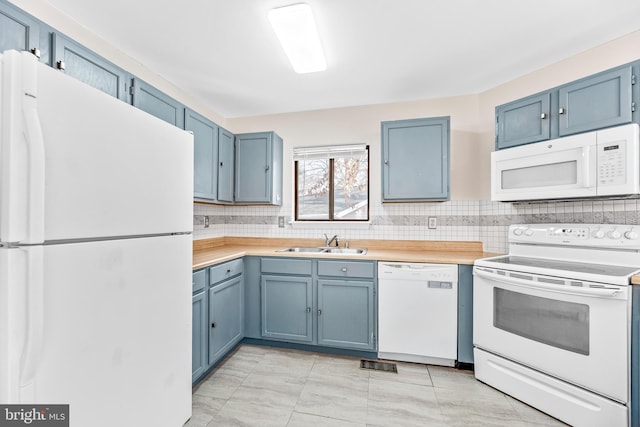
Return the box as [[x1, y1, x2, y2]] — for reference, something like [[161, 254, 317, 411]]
[[378, 262, 458, 282], [428, 281, 453, 289]]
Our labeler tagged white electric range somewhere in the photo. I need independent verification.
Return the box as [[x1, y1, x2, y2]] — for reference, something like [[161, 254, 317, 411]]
[[474, 223, 640, 427]]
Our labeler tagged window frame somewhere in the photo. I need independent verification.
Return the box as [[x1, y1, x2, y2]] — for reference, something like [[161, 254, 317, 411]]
[[294, 145, 370, 222]]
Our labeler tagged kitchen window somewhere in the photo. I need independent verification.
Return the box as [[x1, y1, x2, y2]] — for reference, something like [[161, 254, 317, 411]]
[[294, 144, 369, 221]]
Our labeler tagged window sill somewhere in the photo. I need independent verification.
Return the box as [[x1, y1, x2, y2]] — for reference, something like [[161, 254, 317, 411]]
[[289, 221, 372, 229]]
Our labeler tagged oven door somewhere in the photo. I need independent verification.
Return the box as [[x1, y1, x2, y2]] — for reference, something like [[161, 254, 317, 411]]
[[491, 131, 596, 201], [473, 266, 629, 403]]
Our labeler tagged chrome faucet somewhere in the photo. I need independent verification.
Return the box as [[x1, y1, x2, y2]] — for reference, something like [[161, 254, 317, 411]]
[[324, 234, 339, 247]]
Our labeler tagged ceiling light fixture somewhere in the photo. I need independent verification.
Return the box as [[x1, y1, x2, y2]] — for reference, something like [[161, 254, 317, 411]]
[[268, 3, 327, 74]]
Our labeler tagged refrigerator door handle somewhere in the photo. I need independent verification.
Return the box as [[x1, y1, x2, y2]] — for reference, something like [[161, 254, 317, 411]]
[[21, 52, 46, 244], [1, 51, 45, 244], [19, 246, 44, 399]]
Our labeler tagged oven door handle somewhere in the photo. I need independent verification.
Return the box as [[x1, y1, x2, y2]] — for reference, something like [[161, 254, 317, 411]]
[[474, 268, 622, 298]]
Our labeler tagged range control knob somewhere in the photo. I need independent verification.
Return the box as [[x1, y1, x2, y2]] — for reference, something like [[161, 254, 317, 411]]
[[625, 231, 639, 240], [524, 229, 534, 236], [513, 228, 523, 236], [592, 229, 605, 239], [608, 230, 622, 239]]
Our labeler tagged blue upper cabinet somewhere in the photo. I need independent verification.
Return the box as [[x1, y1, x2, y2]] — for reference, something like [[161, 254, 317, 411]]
[[496, 62, 638, 149], [496, 92, 552, 149], [558, 66, 633, 136], [131, 78, 185, 128], [217, 127, 235, 203], [0, 1, 40, 57], [52, 33, 129, 102], [185, 109, 218, 202], [234, 131, 283, 205], [381, 117, 450, 202]]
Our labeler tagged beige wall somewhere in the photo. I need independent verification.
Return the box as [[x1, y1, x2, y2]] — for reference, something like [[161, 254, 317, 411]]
[[9, 0, 227, 127], [229, 30, 640, 201], [227, 95, 483, 204], [10, 0, 640, 202]]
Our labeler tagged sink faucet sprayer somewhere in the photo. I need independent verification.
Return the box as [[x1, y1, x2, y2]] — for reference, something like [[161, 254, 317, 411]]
[[324, 234, 339, 247]]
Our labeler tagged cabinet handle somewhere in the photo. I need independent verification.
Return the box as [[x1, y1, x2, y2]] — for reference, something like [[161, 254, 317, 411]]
[[307, 307, 311, 313], [220, 161, 224, 167], [265, 165, 270, 172], [317, 308, 322, 316], [56, 60, 65, 71], [30, 48, 41, 59], [211, 322, 217, 328], [540, 113, 547, 119], [384, 159, 388, 165], [341, 267, 348, 272], [226, 269, 231, 274], [559, 107, 566, 115]]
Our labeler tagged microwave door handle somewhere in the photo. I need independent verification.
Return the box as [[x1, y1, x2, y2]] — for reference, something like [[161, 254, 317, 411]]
[[582, 145, 592, 188], [474, 268, 621, 298]]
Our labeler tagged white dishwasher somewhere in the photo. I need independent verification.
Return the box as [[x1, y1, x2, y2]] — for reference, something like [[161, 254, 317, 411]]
[[378, 262, 458, 366]]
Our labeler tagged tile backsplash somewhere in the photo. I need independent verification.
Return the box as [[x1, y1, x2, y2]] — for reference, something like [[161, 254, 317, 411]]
[[193, 199, 640, 254]]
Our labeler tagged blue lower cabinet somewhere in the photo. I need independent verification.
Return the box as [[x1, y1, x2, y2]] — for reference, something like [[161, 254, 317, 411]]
[[457, 264, 474, 365], [261, 274, 313, 343], [259, 258, 377, 352], [243, 257, 262, 339], [208, 275, 244, 364], [317, 279, 375, 350], [191, 286, 207, 383], [192, 260, 244, 385]]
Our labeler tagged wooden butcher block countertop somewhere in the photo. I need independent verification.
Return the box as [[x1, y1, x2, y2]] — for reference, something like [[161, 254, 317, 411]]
[[193, 237, 500, 270]]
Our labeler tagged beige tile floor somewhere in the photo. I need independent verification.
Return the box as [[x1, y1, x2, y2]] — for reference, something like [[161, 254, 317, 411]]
[[187, 344, 566, 427]]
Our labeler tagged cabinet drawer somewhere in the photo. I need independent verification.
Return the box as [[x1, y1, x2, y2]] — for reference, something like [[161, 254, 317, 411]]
[[261, 258, 312, 276], [318, 260, 374, 278], [193, 269, 207, 293], [209, 259, 243, 285]]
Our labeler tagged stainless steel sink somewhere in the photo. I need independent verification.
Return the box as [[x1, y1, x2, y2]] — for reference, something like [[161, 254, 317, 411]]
[[323, 248, 367, 255], [276, 247, 367, 255], [277, 247, 327, 253]]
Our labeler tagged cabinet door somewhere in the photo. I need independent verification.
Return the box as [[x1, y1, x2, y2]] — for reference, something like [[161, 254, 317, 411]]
[[52, 33, 129, 101], [235, 132, 272, 203], [381, 117, 450, 201], [243, 257, 262, 339], [192, 290, 207, 383], [131, 78, 184, 127], [496, 92, 551, 149], [186, 109, 218, 201], [217, 127, 235, 203], [559, 66, 633, 136], [457, 264, 473, 364], [0, 1, 40, 56], [208, 276, 243, 365], [317, 279, 375, 350], [261, 275, 313, 343]]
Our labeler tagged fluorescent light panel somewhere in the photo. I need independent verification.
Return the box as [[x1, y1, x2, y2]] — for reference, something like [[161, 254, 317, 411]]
[[269, 3, 326, 74]]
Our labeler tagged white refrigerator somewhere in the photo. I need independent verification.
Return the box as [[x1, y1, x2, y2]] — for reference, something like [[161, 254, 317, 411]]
[[0, 50, 193, 426]]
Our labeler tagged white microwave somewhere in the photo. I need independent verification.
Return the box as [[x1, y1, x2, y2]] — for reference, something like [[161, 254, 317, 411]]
[[491, 123, 640, 202]]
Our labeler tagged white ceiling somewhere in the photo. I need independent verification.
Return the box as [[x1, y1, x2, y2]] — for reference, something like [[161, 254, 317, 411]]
[[46, 0, 640, 118]]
